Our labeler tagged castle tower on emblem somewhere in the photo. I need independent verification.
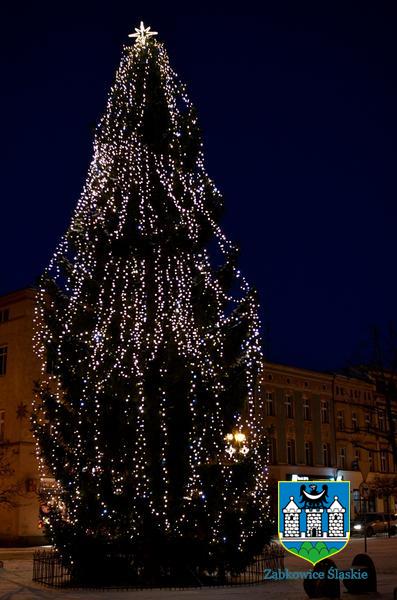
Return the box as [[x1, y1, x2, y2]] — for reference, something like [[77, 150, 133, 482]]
[[280, 483, 348, 542], [327, 496, 345, 537], [306, 507, 323, 538], [282, 496, 301, 537], [279, 481, 350, 565]]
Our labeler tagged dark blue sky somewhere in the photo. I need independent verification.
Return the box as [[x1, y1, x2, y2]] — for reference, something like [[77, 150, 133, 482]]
[[1, 4, 396, 371]]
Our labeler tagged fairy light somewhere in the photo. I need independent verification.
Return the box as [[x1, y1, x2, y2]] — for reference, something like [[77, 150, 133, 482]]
[[32, 23, 270, 566]]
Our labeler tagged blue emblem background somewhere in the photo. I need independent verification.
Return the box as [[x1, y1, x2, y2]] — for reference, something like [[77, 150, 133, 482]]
[[278, 480, 350, 562]]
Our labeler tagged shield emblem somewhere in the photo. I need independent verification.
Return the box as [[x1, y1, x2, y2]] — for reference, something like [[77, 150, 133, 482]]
[[278, 480, 350, 565]]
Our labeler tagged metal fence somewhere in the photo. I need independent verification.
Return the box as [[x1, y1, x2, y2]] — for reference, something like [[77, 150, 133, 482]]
[[33, 549, 71, 588], [32, 543, 285, 589]]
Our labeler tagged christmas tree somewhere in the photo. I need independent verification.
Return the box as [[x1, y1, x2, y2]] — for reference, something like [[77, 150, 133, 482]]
[[33, 23, 270, 584]]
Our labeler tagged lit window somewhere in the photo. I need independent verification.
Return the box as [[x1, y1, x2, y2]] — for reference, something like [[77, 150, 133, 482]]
[[352, 448, 360, 470], [322, 443, 331, 467], [380, 450, 388, 473], [321, 400, 329, 424], [285, 394, 294, 419], [0, 346, 7, 376], [287, 439, 296, 465], [305, 441, 313, 466], [265, 392, 275, 417], [303, 398, 311, 421]]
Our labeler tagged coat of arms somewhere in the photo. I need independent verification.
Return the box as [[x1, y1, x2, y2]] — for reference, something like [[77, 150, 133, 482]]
[[278, 480, 350, 565]]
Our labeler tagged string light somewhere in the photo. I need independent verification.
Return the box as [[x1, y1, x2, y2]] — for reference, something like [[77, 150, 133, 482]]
[[32, 24, 270, 567]]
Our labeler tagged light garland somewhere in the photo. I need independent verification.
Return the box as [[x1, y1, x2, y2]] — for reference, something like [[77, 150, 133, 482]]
[[33, 25, 270, 567]]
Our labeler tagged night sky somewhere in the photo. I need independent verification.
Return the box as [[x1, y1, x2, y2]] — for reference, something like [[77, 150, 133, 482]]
[[2, 4, 396, 372]]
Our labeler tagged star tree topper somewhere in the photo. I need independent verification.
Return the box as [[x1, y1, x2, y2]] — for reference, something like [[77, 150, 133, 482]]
[[128, 21, 158, 46]]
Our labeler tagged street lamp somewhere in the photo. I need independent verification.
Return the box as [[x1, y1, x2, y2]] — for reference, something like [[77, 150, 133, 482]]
[[224, 431, 249, 457]]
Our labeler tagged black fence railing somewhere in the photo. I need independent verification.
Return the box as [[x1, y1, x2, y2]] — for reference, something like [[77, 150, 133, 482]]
[[32, 543, 285, 589], [33, 549, 71, 588]]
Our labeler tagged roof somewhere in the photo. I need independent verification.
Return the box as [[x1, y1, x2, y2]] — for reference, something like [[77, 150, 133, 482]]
[[327, 496, 345, 513], [283, 496, 301, 513]]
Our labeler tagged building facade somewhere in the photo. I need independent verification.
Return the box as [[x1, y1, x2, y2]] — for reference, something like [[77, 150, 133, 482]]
[[262, 362, 397, 517], [262, 362, 336, 482], [333, 372, 396, 516], [0, 288, 45, 544]]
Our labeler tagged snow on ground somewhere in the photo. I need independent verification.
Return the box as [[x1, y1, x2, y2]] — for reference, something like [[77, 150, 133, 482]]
[[0, 537, 396, 600]]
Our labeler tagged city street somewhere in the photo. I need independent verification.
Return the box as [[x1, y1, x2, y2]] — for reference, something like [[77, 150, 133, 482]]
[[0, 538, 396, 600]]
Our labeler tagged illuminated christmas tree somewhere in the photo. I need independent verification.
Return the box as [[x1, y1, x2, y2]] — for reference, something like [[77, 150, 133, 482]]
[[33, 23, 270, 583]]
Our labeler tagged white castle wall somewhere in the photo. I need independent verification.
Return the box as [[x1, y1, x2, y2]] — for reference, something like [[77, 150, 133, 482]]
[[306, 509, 323, 537], [282, 493, 346, 540], [328, 513, 344, 536]]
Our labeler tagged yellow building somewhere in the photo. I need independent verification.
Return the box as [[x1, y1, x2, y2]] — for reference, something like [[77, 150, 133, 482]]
[[334, 373, 396, 516], [261, 363, 397, 517], [262, 362, 336, 484], [0, 288, 45, 545]]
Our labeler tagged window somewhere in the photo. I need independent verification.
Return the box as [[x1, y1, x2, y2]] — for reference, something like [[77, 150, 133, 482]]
[[265, 392, 275, 417], [305, 441, 313, 466], [378, 410, 385, 432], [352, 412, 359, 431], [322, 443, 331, 467], [0, 410, 4, 442], [337, 410, 345, 431], [0, 346, 7, 376], [321, 400, 329, 424], [336, 386, 340, 395], [380, 450, 388, 473], [365, 413, 371, 430], [268, 437, 277, 464], [287, 439, 296, 465], [285, 394, 294, 419], [369, 451, 375, 472], [0, 309, 9, 324], [303, 398, 311, 421], [352, 448, 360, 470], [338, 447, 346, 469], [268, 374, 273, 381]]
